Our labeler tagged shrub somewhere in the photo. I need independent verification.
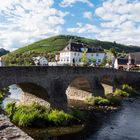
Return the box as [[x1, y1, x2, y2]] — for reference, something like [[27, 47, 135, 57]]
[[94, 97, 106, 105], [12, 105, 42, 127], [48, 110, 74, 126], [5, 102, 16, 119], [0, 88, 9, 104], [71, 110, 85, 121], [106, 94, 122, 106], [122, 84, 137, 97], [5, 102, 77, 127], [0, 93, 3, 103], [98, 98, 110, 106], [114, 88, 129, 97], [85, 95, 122, 107], [85, 96, 111, 106]]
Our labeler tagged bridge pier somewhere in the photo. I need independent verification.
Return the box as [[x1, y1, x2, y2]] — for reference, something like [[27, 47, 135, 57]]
[[89, 77, 105, 97], [49, 79, 67, 111]]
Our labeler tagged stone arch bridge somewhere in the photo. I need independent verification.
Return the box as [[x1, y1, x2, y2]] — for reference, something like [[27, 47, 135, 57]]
[[0, 66, 140, 110]]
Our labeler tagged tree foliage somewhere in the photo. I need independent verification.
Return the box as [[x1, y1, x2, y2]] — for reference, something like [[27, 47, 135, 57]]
[[81, 50, 88, 65]]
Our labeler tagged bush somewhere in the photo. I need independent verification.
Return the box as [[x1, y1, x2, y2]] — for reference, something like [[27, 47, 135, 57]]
[[48, 110, 74, 126], [122, 84, 137, 97], [106, 94, 122, 106], [85, 96, 111, 106], [98, 98, 110, 106], [5, 102, 78, 127], [5, 102, 16, 119], [0, 93, 3, 103], [12, 104, 43, 127], [71, 110, 85, 121], [85, 95, 122, 107], [114, 89, 129, 97], [0, 88, 9, 104]]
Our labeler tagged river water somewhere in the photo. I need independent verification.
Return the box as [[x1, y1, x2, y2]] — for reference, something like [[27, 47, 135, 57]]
[[2, 85, 140, 140]]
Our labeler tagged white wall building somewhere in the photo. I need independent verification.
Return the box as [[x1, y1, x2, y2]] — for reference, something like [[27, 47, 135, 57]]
[[32, 56, 48, 66], [59, 42, 105, 65], [0, 57, 5, 66]]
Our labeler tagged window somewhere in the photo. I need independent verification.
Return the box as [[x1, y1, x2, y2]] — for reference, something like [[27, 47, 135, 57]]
[[98, 59, 101, 63], [74, 52, 76, 56], [96, 53, 99, 56]]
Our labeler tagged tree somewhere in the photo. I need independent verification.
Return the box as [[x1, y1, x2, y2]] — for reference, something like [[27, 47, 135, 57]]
[[109, 48, 117, 58], [91, 57, 96, 65], [81, 50, 88, 66]]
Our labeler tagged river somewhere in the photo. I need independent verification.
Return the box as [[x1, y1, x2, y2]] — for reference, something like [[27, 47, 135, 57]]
[[2, 85, 140, 140]]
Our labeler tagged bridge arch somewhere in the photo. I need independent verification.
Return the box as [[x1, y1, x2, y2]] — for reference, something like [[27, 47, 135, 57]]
[[17, 82, 50, 107], [0, 78, 51, 107], [66, 76, 93, 101]]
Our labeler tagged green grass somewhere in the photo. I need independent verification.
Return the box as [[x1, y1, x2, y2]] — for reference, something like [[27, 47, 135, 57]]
[[5, 102, 82, 127], [114, 84, 137, 97], [85, 95, 122, 107], [0, 88, 9, 104], [122, 84, 137, 97], [114, 89, 129, 97], [48, 110, 74, 126]]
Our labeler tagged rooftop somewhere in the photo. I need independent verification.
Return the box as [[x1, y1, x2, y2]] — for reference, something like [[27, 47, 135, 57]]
[[61, 42, 104, 53]]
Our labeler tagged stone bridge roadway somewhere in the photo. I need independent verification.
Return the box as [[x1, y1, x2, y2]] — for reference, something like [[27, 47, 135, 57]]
[[0, 66, 140, 110]]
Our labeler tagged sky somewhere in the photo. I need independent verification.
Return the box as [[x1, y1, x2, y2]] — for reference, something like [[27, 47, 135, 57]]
[[0, 0, 140, 51]]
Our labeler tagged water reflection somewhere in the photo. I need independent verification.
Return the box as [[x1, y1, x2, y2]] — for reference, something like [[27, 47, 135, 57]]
[[87, 98, 140, 140], [2, 85, 22, 108]]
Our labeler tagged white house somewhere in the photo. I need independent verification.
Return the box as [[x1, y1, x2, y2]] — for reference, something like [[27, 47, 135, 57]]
[[32, 56, 48, 66], [59, 41, 105, 66], [0, 57, 5, 66]]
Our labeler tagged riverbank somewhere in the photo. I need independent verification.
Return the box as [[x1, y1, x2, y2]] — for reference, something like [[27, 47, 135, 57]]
[[0, 112, 33, 140]]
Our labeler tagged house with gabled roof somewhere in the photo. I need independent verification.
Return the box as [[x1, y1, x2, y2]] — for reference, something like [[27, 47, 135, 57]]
[[129, 52, 140, 68], [59, 40, 106, 66]]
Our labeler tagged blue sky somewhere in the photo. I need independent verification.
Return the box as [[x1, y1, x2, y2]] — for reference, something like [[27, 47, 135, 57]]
[[0, 0, 140, 51]]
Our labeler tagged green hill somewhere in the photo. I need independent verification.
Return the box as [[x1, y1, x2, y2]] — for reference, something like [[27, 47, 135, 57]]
[[0, 48, 9, 56], [3, 35, 140, 65]]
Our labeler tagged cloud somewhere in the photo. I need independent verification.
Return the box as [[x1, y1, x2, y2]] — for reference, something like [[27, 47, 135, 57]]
[[0, 0, 67, 50], [83, 11, 93, 19], [94, 0, 140, 45], [67, 0, 140, 46], [60, 0, 94, 7], [95, 0, 140, 24], [67, 23, 99, 33]]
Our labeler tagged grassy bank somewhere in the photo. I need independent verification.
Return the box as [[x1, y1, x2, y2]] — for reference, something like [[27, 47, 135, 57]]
[[85, 95, 122, 107], [5, 102, 84, 127], [85, 84, 138, 107], [114, 84, 138, 97]]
